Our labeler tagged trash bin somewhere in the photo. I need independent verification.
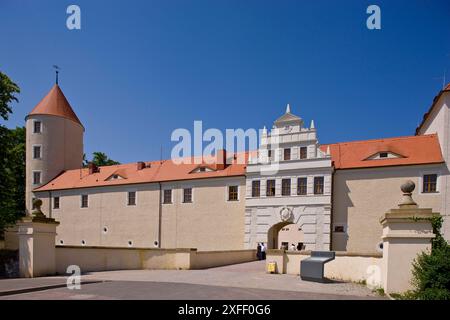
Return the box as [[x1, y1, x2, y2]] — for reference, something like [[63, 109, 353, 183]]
[[267, 261, 277, 274]]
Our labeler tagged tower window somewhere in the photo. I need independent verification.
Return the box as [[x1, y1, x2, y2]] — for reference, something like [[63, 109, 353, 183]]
[[423, 174, 437, 193], [33, 121, 41, 133], [33, 171, 41, 185], [128, 191, 136, 206], [252, 180, 260, 197], [53, 196, 60, 209], [282, 179, 291, 196], [266, 179, 276, 197], [228, 185, 239, 201], [33, 145, 41, 159], [268, 150, 272, 159], [300, 147, 307, 159], [183, 188, 192, 203], [284, 148, 291, 161], [314, 176, 324, 195], [163, 189, 172, 204], [297, 177, 307, 195], [81, 194, 88, 208]]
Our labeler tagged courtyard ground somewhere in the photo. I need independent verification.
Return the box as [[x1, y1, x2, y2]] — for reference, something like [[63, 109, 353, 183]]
[[0, 261, 385, 300]]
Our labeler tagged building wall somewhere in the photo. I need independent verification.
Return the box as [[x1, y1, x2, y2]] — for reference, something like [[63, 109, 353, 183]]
[[34, 176, 246, 251], [26, 114, 83, 214], [332, 164, 443, 254], [160, 177, 246, 251], [417, 92, 450, 241]]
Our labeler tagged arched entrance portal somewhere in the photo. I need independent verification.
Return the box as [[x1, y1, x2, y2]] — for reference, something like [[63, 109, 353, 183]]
[[267, 222, 304, 250]]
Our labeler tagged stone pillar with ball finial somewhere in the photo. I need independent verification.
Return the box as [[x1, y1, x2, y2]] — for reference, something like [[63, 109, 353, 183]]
[[380, 180, 439, 294], [17, 198, 60, 277]]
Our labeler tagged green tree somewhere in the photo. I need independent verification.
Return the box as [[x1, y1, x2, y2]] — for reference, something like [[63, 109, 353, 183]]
[[411, 217, 450, 300], [0, 72, 20, 121], [83, 152, 120, 167], [0, 72, 23, 233]]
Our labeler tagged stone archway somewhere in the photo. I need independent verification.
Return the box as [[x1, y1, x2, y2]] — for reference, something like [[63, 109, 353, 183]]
[[267, 222, 304, 250], [267, 221, 290, 249]]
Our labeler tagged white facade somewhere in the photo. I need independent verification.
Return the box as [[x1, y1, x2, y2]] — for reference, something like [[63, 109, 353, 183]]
[[244, 105, 333, 250], [417, 89, 450, 241]]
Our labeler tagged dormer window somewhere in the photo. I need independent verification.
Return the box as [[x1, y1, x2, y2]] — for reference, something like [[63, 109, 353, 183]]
[[365, 151, 403, 160], [190, 166, 214, 173], [105, 173, 125, 181], [199, 167, 206, 172]]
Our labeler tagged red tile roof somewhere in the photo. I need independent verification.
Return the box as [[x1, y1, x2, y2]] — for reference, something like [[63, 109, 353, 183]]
[[34, 152, 248, 191], [320, 134, 444, 170], [27, 84, 83, 127], [415, 83, 450, 135]]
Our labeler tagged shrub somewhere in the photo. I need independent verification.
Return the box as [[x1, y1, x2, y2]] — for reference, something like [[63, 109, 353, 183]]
[[410, 216, 450, 300]]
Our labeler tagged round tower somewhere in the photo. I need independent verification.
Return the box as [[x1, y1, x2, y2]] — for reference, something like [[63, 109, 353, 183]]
[[25, 84, 84, 214]]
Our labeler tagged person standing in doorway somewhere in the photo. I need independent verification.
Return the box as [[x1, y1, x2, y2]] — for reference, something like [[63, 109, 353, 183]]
[[256, 243, 262, 260], [261, 243, 266, 260]]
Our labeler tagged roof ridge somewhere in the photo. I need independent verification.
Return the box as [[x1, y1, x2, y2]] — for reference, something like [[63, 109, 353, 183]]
[[322, 134, 437, 147]]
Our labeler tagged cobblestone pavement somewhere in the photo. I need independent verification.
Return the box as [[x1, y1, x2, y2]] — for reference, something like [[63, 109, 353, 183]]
[[0, 261, 386, 300]]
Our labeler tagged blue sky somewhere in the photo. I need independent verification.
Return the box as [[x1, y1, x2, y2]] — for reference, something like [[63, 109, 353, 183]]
[[1, 0, 449, 163]]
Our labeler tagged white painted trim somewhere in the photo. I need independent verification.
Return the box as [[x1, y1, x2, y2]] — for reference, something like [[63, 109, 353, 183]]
[[162, 188, 173, 204], [32, 170, 41, 185], [418, 170, 442, 194], [126, 189, 138, 206], [181, 186, 194, 204], [225, 182, 240, 202], [32, 119, 42, 134], [32, 144, 42, 160]]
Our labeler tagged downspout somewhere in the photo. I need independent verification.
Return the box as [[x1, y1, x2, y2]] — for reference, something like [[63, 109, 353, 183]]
[[48, 190, 52, 219], [157, 182, 162, 248]]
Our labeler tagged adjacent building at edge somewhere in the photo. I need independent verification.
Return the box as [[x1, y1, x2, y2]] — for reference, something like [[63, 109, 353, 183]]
[[23, 83, 450, 255]]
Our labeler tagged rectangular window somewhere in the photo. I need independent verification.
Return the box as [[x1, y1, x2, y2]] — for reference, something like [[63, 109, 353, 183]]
[[300, 147, 307, 159], [32, 197, 37, 210], [297, 177, 307, 195], [163, 189, 172, 204], [282, 179, 291, 196], [33, 171, 41, 185], [423, 174, 437, 193], [314, 177, 324, 195], [266, 179, 276, 197], [334, 225, 345, 233], [183, 188, 192, 203], [128, 191, 136, 206], [53, 196, 60, 209], [284, 148, 291, 161], [268, 149, 272, 159], [252, 180, 260, 197], [33, 145, 41, 159], [81, 194, 88, 208], [228, 185, 238, 201], [33, 121, 41, 133]]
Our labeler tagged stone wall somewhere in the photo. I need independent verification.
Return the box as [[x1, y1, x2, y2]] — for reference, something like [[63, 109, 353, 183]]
[[55, 246, 256, 274]]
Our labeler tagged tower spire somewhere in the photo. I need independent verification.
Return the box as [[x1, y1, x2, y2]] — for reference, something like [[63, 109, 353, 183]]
[[286, 103, 291, 113], [53, 65, 60, 85]]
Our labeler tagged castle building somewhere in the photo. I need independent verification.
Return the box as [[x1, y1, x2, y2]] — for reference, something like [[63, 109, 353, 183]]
[[245, 105, 332, 251], [17, 82, 450, 255]]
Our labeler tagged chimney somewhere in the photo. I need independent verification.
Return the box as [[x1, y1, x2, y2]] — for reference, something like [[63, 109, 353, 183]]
[[137, 161, 146, 170], [88, 162, 99, 174], [215, 149, 227, 170]]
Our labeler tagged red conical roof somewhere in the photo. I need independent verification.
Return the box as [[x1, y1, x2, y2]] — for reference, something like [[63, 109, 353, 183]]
[[28, 84, 83, 127]]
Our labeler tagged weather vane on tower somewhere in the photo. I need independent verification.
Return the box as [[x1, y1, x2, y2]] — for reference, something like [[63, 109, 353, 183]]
[[53, 65, 60, 85]]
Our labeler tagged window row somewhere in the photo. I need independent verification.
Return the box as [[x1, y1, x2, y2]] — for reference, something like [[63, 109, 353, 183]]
[[251, 177, 325, 197], [162, 186, 239, 204], [266, 147, 309, 161], [47, 186, 241, 209]]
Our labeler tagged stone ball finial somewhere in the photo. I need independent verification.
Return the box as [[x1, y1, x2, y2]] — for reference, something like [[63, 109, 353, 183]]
[[401, 180, 415, 194], [399, 180, 417, 207]]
